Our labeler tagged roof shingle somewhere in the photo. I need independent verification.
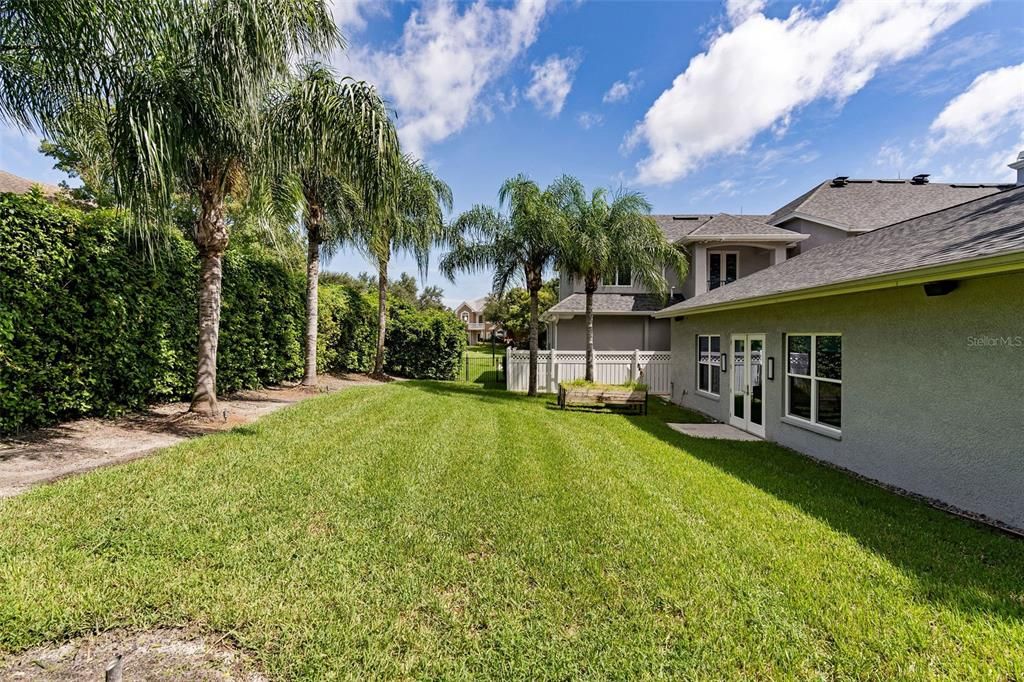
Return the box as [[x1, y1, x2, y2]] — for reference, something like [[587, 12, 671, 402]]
[[651, 213, 802, 243], [767, 179, 1009, 231], [0, 170, 63, 196], [547, 293, 683, 316], [659, 185, 1024, 316]]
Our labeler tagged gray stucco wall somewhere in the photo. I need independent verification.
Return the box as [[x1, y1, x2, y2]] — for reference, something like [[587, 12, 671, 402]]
[[559, 266, 685, 297], [780, 217, 850, 253], [668, 271, 1024, 529], [555, 315, 671, 351]]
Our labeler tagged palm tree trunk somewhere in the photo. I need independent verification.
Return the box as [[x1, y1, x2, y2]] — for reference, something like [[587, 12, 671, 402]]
[[302, 223, 321, 387], [528, 285, 539, 397], [190, 185, 229, 416], [585, 283, 595, 382], [373, 259, 388, 377]]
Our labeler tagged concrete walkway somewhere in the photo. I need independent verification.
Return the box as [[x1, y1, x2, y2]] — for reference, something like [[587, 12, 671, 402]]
[[668, 423, 763, 441]]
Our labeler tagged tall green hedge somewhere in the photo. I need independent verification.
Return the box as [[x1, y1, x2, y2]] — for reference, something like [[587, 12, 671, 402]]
[[0, 192, 463, 435], [384, 302, 467, 380]]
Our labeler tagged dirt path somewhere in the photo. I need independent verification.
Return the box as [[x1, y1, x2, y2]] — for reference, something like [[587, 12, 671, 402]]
[[0, 627, 267, 680], [0, 374, 380, 499]]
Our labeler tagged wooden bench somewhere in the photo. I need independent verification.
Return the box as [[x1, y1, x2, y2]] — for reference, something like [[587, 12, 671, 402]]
[[557, 385, 648, 415]]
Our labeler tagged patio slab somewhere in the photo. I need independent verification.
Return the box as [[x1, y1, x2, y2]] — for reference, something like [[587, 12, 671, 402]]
[[667, 423, 762, 441]]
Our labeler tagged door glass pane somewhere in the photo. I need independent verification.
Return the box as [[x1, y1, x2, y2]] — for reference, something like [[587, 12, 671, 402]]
[[750, 338, 763, 426], [732, 338, 745, 419], [709, 254, 721, 289], [788, 376, 812, 420], [817, 381, 842, 428], [815, 335, 842, 380], [788, 335, 811, 375], [725, 253, 738, 283]]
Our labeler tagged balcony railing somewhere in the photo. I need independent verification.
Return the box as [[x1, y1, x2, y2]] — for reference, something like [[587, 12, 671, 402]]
[[708, 276, 738, 290]]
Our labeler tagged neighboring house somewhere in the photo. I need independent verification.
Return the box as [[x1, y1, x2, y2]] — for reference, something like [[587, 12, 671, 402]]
[[544, 176, 1010, 352], [0, 169, 63, 197], [657, 179, 1024, 531], [453, 298, 498, 345]]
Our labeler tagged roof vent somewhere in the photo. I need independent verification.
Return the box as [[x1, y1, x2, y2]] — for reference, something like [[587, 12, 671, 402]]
[[830, 176, 849, 187], [672, 215, 702, 220], [1008, 150, 1024, 186], [910, 174, 930, 185]]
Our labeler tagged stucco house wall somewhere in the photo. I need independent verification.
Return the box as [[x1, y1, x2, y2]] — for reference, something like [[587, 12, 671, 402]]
[[556, 316, 648, 351], [554, 316, 673, 351], [777, 217, 850, 253], [559, 266, 686, 298], [668, 270, 1024, 529]]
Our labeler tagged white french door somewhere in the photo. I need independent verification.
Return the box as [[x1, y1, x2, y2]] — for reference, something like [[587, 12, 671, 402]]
[[729, 333, 765, 438]]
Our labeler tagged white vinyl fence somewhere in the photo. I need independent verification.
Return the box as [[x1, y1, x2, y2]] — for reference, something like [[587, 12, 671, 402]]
[[507, 350, 673, 395]]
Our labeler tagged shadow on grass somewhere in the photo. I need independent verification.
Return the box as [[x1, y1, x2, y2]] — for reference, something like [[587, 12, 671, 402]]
[[631, 411, 1024, 621], [398, 380, 1024, 621]]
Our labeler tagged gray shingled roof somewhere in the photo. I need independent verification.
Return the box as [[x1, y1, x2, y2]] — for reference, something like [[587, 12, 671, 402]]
[[0, 169, 63, 196], [684, 213, 805, 241], [652, 213, 801, 243], [658, 185, 1024, 316], [767, 178, 1009, 231], [650, 214, 714, 242], [547, 293, 684, 316]]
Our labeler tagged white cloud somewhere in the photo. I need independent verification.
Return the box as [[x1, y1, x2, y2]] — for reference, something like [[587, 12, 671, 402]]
[[875, 143, 907, 175], [627, 0, 983, 185], [525, 54, 580, 117], [929, 62, 1024, 149], [330, 0, 384, 32], [602, 69, 642, 104], [576, 112, 603, 129], [341, 0, 551, 157], [725, 0, 765, 26]]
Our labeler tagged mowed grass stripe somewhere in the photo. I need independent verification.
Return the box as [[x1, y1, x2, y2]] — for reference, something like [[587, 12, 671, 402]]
[[1, 382, 1022, 679]]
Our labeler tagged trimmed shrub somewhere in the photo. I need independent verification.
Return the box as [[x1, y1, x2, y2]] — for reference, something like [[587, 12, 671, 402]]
[[318, 284, 376, 374], [384, 302, 467, 380], [0, 193, 304, 433], [1, 192, 469, 434]]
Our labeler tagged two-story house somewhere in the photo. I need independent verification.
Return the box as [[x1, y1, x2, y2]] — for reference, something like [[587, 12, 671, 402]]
[[544, 177, 1008, 352], [453, 298, 498, 345], [656, 153, 1024, 532]]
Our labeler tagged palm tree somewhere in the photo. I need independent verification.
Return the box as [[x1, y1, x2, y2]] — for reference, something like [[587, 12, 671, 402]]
[[0, 1, 167, 129], [4, 0, 339, 416], [103, 1, 338, 415], [357, 156, 453, 378], [267, 63, 400, 387], [552, 177, 687, 381], [441, 175, 565, 396]]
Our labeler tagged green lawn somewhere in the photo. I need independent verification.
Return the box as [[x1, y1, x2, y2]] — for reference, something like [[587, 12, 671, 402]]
[[1, 383, 1022, 679], [459, 345, 506, 388]]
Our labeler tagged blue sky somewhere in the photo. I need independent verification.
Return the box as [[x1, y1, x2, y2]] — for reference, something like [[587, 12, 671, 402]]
[[3, 0, 1023, 305]]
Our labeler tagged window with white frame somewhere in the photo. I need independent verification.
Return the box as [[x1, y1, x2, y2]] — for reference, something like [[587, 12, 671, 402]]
[[697, 334, 721, 396], [461, 312, 469, 322], [708, 251, 738, 290], [602, 264, 633, 286], [786, 334, 841, 430]]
